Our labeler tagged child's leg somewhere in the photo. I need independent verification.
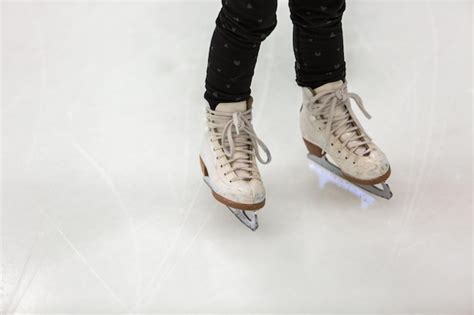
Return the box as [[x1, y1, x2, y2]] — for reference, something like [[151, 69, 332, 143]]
[[293, 0, 392, 196], [204, 0, 278, 109], [289, 0, 346, 88]]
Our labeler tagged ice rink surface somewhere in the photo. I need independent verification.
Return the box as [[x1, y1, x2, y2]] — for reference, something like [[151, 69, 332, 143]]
[[1, 0, 472, 313]]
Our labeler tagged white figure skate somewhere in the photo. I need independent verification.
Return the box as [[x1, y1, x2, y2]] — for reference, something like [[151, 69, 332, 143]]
[[199, 98, 271, 230], [300, 80, 393, 199]]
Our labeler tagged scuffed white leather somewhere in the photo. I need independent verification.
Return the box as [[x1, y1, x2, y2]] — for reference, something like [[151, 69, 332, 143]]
[[300, 87, 390, 181], [200, 110, 265, 205]]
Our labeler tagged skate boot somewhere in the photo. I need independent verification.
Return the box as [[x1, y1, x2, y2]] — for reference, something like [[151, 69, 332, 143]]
[[300, 80, 392, 199], [199, 97, 271, 230]]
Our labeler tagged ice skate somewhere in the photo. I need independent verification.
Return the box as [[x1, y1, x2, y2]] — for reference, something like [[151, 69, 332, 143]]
[[199, 98, 271, 231], [300, 80, 392, 199]]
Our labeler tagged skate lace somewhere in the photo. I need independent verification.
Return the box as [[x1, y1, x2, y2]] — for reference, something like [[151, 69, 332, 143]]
[[207, 108, 271, 181], [306, 82, 373, 157]]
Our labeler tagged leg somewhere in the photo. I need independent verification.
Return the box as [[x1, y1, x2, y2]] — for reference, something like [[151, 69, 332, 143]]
[[204, 0, 278, 109], [292, 1, 392, 198], [201, 2, 275, 230], [289, 0, 346, 88]]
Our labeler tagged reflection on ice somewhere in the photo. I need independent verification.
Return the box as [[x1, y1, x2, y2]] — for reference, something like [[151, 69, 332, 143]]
[[308, 161, 376, 208]]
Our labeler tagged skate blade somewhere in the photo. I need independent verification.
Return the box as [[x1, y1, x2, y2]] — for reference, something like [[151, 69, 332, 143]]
[[307, 153, 393, 200], [203, 176, 259, 231], [226, 207, 258, 231]]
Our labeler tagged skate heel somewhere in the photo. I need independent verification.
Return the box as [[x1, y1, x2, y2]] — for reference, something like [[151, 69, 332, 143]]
[[199, 156, 209, 177], [303, 138, 325, 157]]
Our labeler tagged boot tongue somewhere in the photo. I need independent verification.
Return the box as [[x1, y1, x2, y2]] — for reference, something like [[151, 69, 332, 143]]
[[313, 81, 367, 156], [313, 80, 345, 117], [214, 100, 253, 180], [215, 100, 247, 113]]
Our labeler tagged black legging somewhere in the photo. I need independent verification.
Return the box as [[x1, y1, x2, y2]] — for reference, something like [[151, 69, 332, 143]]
[[204, 0, 346, 109]]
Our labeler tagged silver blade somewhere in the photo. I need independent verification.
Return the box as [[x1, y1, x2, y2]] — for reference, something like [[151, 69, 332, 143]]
[[307, 153, 393, 200], [203, 176, 259, 231], [226, 207, 259, 231]]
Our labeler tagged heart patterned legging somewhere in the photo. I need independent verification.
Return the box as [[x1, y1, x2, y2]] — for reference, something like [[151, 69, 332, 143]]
[[204, 0, 347, 109]]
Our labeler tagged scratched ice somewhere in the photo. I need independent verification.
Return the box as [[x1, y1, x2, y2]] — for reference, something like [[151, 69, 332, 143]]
[[1, 1, 472, 313]]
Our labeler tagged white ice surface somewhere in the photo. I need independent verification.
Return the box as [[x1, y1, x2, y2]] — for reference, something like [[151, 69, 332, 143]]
[[1, 1, 472, 313]]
